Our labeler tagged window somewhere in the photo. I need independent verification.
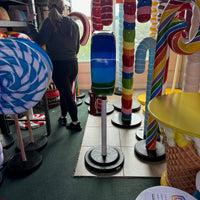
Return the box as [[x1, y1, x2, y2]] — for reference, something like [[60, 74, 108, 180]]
[[72, 2, 151, 62]]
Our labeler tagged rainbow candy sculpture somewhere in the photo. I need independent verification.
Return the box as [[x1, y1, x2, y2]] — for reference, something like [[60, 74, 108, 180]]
[[91, 31, 116, 96], [121, 0, 136, 123], [146, 0, 200, 151], [0, 38, 52, 115]]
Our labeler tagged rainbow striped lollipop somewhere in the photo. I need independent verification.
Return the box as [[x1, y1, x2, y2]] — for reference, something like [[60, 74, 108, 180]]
[[0, 38, 52, 114], [146, 0, 200, 150], [121, 0, 136, 123]]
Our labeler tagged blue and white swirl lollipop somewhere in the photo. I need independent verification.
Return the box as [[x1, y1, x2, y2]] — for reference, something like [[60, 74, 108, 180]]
[[0, 38, 52, 114]]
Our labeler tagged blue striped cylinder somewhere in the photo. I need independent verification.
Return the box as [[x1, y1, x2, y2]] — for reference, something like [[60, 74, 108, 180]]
[[91, 31, 116, 96]]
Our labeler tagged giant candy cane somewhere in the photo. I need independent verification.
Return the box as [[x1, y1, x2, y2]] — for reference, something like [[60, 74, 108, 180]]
[[146, 0, 200, 151], [68, 12, 90, 46], [135, 37, 156, 137], [121, 0, 136, 123]]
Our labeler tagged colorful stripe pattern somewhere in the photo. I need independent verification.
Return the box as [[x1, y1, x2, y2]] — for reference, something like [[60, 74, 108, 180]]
[[121, 0, 136, 123], [135, 37, 156, 136], [91, 32, 116, 96], [146, 0, 200, 150]]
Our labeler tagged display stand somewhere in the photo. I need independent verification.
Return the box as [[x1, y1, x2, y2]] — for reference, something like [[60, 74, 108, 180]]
[[7, 114, 42, 174], [16, 110, 48, 152], [0, 115, 14, 149], [87, 90, 115, 116], [0, 172, 2, 185], [85, 97, 124, 175], [113, 99, 141, 112], [16, 93, 50, 151], [76, 91, 85, 99]]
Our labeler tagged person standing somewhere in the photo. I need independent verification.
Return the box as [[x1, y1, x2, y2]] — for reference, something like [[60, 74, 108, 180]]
[[27, 0, 82, 131]]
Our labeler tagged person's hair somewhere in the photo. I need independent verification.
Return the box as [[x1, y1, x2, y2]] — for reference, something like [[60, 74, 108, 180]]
[[48, 0, 65, 31]]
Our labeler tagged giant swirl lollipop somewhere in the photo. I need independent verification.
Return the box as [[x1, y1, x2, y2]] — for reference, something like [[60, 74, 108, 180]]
[[0, 38, 52, 115], [0, 38, 52, 174]]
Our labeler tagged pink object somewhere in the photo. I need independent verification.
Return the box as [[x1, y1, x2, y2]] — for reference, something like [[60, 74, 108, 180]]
[[123, 65, 134, 73], [68, 12, 90, 46], [123, 13, 136, 23], [137, 6, 151, 22], [101, 0, 113, 26]]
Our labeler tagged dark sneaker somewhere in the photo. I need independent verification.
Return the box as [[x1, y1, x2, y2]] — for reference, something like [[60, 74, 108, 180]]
[[59, 117, 67, 126], [67, 122, 82, 131]]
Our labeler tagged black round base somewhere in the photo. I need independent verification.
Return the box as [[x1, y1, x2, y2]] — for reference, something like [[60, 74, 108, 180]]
[[2, 149, 14, 166], [84, 97, 90, 105], [16, 134, 48, 152], [6, 151, 42, 175], [76, 92, 85, 99], [0, 133, 14, 149], [76, 98, 83, 106], [113, 99, 141, 112], [111, 112, 142, 128], [88, 104, 114, 116], [134, 140, 165, 162], [136, 128, 146, 141], [0, 172, 2, 185], [114, 87, 122, 96], [85, 145, 124, 175]]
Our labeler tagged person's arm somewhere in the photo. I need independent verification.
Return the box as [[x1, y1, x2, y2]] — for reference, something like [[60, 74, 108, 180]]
[[28, 19, 53, 46]]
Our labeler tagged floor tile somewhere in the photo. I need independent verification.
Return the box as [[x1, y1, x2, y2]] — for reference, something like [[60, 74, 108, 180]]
[[75, 91, 166, 178]]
